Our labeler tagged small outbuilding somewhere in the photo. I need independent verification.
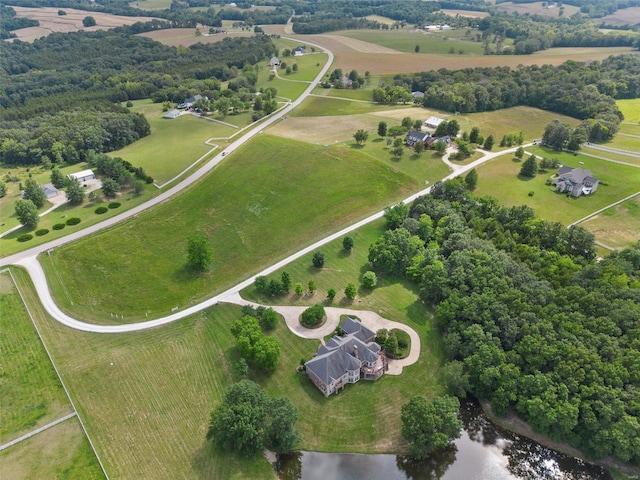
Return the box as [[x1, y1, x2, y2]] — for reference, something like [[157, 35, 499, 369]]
[[269, 57, 280, 67], [424, 116, 444, 129], [164, 109, 181, 119], [41, 183, 59, 199], [67, 169, 95, 183]]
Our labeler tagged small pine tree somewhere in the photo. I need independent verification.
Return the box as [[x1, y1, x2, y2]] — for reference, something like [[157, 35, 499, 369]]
[[483, 135, 494, 151], [464, 168, 478, 191], [515, 146, 525, 159]]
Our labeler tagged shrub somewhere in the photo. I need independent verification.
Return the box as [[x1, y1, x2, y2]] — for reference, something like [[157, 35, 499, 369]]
[[300, 304, 325, 328], [17, 234, 33, 242], [35, 229, 49, 236], [362, 271, 378, 288], [108, 202, 121, 209], [52, 223, 65, 230], [528, 191, 535, 197], [95, 206, 108, 214], [66, 217, 81, 226]]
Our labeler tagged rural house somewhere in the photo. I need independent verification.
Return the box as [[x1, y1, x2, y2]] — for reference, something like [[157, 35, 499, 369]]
[[305, 318, 388, 397], [269, 56, 280, 67], [412, 91, 425, 102], [163, 109, 181, 119], [293, 45, 306, 55], [406, 130, 430, 147], [41, 183, 59, 199], [554, 166, 599, 197]]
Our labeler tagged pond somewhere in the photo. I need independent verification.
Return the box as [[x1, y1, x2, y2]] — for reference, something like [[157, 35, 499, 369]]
[[275, 399, 611, 480]]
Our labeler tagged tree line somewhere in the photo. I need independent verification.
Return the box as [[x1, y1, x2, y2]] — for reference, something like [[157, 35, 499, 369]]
[[365, 179, 640, 465], [390, 55, 640, 141], [0, 6, 38, 39]]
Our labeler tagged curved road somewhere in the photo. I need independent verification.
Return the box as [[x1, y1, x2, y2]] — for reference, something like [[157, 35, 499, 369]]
[[10, 143, 528, 333]]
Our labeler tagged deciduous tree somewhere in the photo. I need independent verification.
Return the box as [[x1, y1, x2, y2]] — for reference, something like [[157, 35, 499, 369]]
[[66, 177, 85, 204], [520, 155, 538, 178], [378, 121, 387, 137], [312, 252, 325, 268], [23, 178, 46, 208], [50, 167, 65, 189], [15, 199, 39, 229], [187, 233, 213, 270], [401, 395, 463, 459], [353, 129, 369, 145], [343, 235, 354, 252], [344, 283, 357, 299]]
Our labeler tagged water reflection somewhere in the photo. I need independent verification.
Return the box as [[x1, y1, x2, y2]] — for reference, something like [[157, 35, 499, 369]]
[[275, 399, 611, 480]]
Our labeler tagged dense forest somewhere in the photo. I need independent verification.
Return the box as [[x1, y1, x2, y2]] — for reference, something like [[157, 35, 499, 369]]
[[390, 55, 640, 141], [369, 180, 640, 465], [0, 31, 276, 165]]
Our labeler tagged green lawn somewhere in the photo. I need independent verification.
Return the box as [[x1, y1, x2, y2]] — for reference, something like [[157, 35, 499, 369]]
[[111, 100, 235, 185], [474, 147, 640, 225], [603, 132, 640, 152], [129, 0, 171, 9], [0, 272, 104, 479], [279, 53, 329, 82], [41, 135, 418, 323], [580, 195, 640, 250], [581, 145, 640, 167], [336, 29, 485, 56]]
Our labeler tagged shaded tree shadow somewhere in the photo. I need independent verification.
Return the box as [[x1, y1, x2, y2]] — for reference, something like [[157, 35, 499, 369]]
[[516, 174, 536, 182], [372, 137, 384, 143]]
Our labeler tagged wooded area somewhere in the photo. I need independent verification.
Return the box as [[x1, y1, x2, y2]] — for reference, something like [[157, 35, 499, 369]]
[[368, 179, 640, 465], [393, 55, 640, 140], [0, 31, 276, 166]]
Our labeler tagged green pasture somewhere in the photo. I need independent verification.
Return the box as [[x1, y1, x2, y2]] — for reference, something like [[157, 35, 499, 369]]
[[0, 277, 73, 443], [457, 107, 581, 147], [322, 87, 376, 102], [128, 0, 171, 9], [580, 195, 640, 250], [0, 182, 155, 258], [13, 239, 443, 477], [619, 123, 640, 136], [0, 273, 104, 479], [336, 29, 485, 56], [618, 99, 640, 124], [41, 135, 418, 322], [603, 132, 640, 152], [473, 146, 640, 225], [0, 418, 105, 480], [275, 53, 329, 82], [111, 100, 235, 185]]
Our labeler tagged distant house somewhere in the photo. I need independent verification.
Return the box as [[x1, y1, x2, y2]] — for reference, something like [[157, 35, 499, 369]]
[[554, 166, 599, 197], [269, 57, 280, 67], [424, 116, 444, 129], [293, 45, 306, 55], [440, 24, 451, 30], [406, 130, 430, 147], [424, 25, 438, 31], [163, 109, 181, 119], [340, 75, 353, 88], [305, 318, 388, 397], [411, 91, 424, 101], [41, 183, 59, 199], [184, 94, 203, 105], [67, 169, 95, 183]]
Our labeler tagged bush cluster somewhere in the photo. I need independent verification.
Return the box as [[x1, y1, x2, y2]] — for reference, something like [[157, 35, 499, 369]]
[[52, 223, 65, 230], [17, 234, 33, 242], [66, 217, 81, 225], [241, 305, 279, 331], [35, 229, 49, 236], [108, 202, 121, 209], [95, 206, 108, 214], [300, 304, 325, 328]]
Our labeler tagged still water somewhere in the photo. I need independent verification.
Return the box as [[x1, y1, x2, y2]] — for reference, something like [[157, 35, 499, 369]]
[[275, 399, 611, 480]]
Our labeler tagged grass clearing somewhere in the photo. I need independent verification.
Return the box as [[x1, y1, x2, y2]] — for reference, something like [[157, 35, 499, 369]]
[[580, 195, 640, 250], [473, 146, 640, 225], [603, 132, 640, 152], [291, 95, 411, 117], [129, 0, 171, 10], [600, 7, 640, 27], [277, 53, 329, 82], [581, 145, 640, 167], [138, 28, 253, 47], [618, 99, 640, 124], [495, 1, 581, 18], [41, 135, 418, 323]]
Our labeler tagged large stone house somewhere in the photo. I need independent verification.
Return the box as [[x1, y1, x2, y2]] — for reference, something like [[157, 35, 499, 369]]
[[305, 318, 388, 397], [554, 166, 599, 197]]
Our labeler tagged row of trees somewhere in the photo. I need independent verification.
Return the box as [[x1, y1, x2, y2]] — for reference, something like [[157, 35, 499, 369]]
[[365, 179, 640, 465]]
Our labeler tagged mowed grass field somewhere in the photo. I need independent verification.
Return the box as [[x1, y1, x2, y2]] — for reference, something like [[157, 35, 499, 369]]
[[111, 99, 236, 185], [495, 1, 581, 18], [13, 265, 444, 479], [580, 195, 640, 250], [474, 146, 640, 226], [138, 28, 254, 47], [336, 29, 486, 55], [0, 273, 104, 479], [41, 135, 418, 322]]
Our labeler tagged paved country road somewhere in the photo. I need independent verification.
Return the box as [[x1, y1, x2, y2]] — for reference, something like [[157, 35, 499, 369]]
[[10, 143, 527, 334]]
